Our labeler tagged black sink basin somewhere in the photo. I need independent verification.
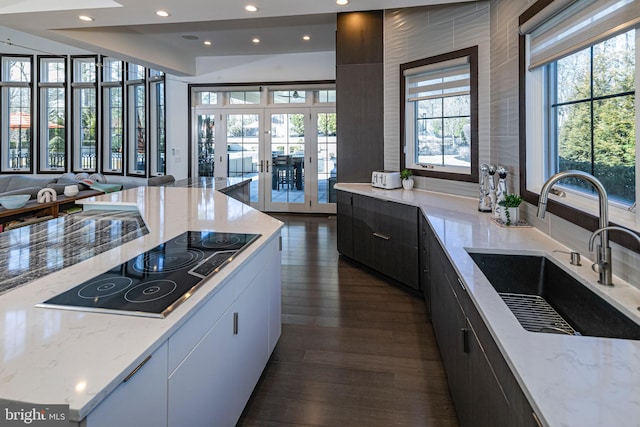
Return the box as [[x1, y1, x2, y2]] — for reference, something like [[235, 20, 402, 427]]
[[468, 253, 640, 340]]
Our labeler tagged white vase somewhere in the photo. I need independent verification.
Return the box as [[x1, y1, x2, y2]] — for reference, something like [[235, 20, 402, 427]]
[[402, 178, 414, 190], [499, 206, 520, 225]]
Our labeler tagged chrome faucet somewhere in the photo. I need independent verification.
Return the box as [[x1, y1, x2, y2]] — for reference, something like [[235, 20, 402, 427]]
[[589, 226, 640, 285], [537, 170, 612, 285]]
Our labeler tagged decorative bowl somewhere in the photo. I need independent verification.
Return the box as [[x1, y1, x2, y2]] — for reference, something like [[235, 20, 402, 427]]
[[0, 194, 31, 209], [64, 185, 79, 197]]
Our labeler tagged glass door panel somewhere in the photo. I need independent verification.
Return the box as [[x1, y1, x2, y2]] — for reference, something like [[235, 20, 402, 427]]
[[197, 114, 216, 177], [226, 113, 260, 203], [267, 112, 305, 210], [316, 112, 337, 205]]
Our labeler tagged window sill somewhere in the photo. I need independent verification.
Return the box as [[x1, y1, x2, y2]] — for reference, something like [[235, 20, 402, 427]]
[[528, 185, 639, 233]]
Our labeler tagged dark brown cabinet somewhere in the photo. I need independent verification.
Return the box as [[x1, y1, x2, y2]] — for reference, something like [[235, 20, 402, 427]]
[[429, 224, 539, 427], [419, 212, 431, 315], [336, 190, 420, 291]]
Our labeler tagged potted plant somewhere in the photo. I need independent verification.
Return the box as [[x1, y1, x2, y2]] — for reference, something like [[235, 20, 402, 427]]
[[401, 169, 414, 190], [498, 193, 522, 226]]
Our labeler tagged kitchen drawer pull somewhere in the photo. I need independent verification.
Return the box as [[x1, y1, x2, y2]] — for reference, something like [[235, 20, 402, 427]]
[[373, 232, 390, 240], [462, 328, 470, 353], [457, 277, 466, 291], [123, 354, 152, 383], [233, 312, 239, 335], [532, 411, 543, 427]]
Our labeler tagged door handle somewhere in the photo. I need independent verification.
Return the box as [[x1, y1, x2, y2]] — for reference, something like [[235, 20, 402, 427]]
[[259, 160, 264, 173], [266, 160, 269, 173]]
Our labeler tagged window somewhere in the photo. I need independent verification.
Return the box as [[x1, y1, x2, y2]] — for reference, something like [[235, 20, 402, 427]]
[[149, 70, 165, 175], [39, 57, 66, 171], [521, 0, 639, 226], [401, 46, 478, 182], [1, 56, 32, 172], [316, 89, 336, 103], [200, 91, 217, 105], [71, 56, 97, 172], [549, 31, 635, 205], [273, 90, 306, 104], [102, 57, 124, 173], [127, 63, 146, 175], [229, 91, 260, 105]]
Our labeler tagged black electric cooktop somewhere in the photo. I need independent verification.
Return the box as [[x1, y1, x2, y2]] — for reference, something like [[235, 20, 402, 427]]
[[36, 231, 260, 318]]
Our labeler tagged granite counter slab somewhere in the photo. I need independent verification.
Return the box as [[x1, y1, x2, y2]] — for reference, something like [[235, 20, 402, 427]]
[[335, 183, 640, 427], [0, 209, 148, 295]]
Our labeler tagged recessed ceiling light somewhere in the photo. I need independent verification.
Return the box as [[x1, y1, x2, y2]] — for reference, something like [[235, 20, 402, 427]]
[[78, 15, 94, 22], [245, 5, 258, 12], [252, 38, 260, 44], [156, 10, 170, 17], [204, 40, 212, 46], [303, 35, 311, 41], [336, 0, 348, 5]]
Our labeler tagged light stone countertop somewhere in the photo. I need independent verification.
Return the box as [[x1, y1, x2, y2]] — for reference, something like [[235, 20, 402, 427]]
[[335, 183, 640, 427], [0, 186, 283, 422]]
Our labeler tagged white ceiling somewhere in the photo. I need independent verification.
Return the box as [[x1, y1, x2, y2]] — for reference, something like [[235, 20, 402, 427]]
[[0, 0, 469, 76]]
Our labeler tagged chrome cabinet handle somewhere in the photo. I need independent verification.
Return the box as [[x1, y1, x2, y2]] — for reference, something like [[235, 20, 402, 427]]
[[123, 354, 152, 383], [373, 232, 390, 240]]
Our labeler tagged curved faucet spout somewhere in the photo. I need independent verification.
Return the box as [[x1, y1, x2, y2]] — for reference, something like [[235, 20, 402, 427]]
[[589, 226, 640, 251], [536, 170, 608, 230], [538, 170, 612, 285]]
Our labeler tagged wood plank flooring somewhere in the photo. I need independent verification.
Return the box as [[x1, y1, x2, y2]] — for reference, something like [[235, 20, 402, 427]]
[[237, 214, 459, 427]]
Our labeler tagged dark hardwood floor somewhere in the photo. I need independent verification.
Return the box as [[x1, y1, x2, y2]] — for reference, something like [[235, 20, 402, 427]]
[[237, 214, 459, 427]]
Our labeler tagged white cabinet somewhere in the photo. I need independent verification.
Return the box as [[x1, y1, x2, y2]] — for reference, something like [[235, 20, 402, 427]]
[[83, 235, 281, 427], [85, 342, 168, 427], [168, 309, 235, 427], [167, 235, 281, 427]]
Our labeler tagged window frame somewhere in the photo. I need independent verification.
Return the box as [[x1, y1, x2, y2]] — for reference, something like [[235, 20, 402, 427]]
[[37, 56, 67, 173], [519, 0, 640, 248], [400, 46, 479, 183], [1, 55, 34, 173], [149, 71, 166, 176], [101, 57, 124, 174], [71, 55, 98, 173], [126, 63, 147, 176]]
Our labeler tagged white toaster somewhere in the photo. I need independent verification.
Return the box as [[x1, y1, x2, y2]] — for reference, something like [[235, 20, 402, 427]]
[[371, 170, 402, 189]]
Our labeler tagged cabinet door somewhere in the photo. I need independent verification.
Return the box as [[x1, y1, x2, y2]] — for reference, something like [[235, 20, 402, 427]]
[[168, 312, 235, 427], [336, 190, 354, 258], [419, 212, 431, 314], [352, 194, 376, 268], [231, 272, 270, 422], [87, 342, 168, 427], [375, 199, 418, 247]]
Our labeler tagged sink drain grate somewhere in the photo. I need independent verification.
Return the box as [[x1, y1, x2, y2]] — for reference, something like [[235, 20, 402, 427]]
[[498, 293, 580, 336]]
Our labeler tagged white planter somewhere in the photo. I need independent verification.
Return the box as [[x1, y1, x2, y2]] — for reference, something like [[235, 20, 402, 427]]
[[499, 206, 520, 225], [402, 178, 414, 190]]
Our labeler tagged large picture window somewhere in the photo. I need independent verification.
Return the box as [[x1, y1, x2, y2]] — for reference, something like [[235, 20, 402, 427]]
[[1, 56, 32, 172], [401, 46, 478, 182], [149, 70, 165, 175]]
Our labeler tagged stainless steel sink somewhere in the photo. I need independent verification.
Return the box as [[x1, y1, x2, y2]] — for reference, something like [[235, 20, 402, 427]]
[[468, 252, 640, 340]]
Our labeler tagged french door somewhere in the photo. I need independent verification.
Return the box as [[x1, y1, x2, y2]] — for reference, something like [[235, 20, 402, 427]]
[[194, 107, 336, 214]]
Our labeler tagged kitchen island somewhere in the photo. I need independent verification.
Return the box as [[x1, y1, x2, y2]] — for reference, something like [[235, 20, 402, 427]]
[[336, 183, 640, 427], [0, 186, 283, 426]]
